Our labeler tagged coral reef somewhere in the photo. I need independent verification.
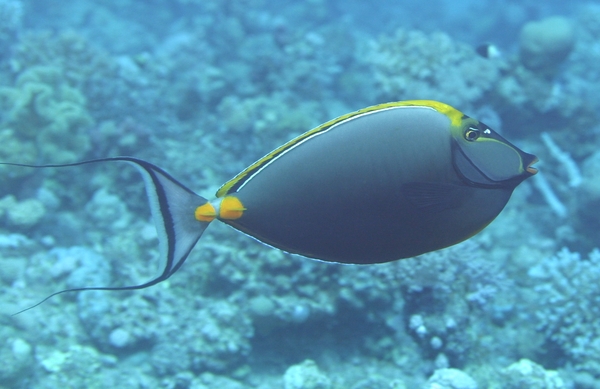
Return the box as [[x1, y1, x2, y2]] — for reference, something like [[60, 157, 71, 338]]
[[502, 359, 565, 389], [283, 360, 331, 389], [0, 195, 46, 228], [0, 0, 22, 54], [0, 334, 32, 386], [0, 1, 599, 389], [495, 9, 597, 132], [0, 65, 93, 163], [425, 368, 478, 389], [528, 248, 600, 377], [519, 17, 575, 75], [363, 29, 500, 110]]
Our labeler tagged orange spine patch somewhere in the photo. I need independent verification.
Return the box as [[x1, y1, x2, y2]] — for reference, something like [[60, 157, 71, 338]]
[[219, 196, 246, 220], [195, 202, 217, 222]]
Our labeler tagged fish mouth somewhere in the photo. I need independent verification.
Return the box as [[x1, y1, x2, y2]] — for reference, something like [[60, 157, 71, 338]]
[[526, 157, 539, 175]]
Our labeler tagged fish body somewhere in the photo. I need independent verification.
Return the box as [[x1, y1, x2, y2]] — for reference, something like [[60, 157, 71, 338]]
[[2, 100, 537, 306], [217, 102, 523, 263], [476, 43, 501, 59]]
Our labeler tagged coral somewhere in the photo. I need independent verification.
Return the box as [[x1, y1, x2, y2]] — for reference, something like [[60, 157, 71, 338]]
[[190, 372, 247, 389], [12, 31, 113, 93], [363, 29, 500, 109], [0, 65, 93, 163], [540, 132, 581, 189], [147, 297, 254, 374], [187, 299, 254, 371], [5, 31, 157, 158], [531, 173, 567, 219], [0, 195, 46, 228], [528, 248, 600, 376], [216, 93, 324, 154], [580, 150, 600, 201], [425, 368, 478, 389], [0, 0, 22, 52], [351, 377, 407, 389], [107, 328, 132, 349], [577, 151, 600, 248], [0, 232, 36, 252], [573, 4, 600, 88], [496, 8, 597, 128], [530, 131, 582, 220], [501, 359, 565, 389], [527, 130, 598, 247], [0, 128, 37, 177], [177, 230, 514, 377], [0, 334, 33, 385], [77, 289, 159, 353], [83, 188, 132, 230], [74, 260, 255, 374], [519, 17, 575, 75], [1, 2, 597, 388], [283, 359, 331, 389], [53, 246, 111, 288], [381, 242, 512, 365], [198, 234, 339, 326], [33, 343, 156, 389], [248, 295, 276, 317], [495, 65, 566, 122]]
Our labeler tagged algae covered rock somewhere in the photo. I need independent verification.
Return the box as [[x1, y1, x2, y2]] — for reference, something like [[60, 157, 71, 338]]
[[283, 359, 331, 389], [519, 16, 575, 74], [502, 359, 565, 389]]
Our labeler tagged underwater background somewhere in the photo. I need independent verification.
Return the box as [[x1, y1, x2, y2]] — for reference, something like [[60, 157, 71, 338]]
[[0, 0, 598, 388]]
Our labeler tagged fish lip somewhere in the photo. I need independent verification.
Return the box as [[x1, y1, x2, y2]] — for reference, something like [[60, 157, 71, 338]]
[[526, 156, 539, 175]]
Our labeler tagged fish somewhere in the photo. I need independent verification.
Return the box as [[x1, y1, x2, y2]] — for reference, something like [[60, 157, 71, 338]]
[[2, 100, 537, 311], [476, 43, 501, 59]]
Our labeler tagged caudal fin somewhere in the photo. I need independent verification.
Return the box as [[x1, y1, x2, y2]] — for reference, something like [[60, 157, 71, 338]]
[[1, 157, 210, 314]]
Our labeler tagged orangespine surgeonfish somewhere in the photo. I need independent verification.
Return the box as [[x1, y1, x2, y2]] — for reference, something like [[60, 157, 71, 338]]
[[2, 100, 537, 309]]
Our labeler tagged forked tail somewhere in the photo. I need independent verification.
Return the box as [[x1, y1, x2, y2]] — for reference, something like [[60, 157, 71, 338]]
[[1, 157, 210, 314]]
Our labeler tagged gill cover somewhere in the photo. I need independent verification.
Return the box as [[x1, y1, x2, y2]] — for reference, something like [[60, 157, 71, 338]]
[[451, 119, 537, 187]]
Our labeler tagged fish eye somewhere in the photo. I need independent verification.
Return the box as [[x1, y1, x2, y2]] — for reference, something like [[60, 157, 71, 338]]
[[464, 127, 480, 141]]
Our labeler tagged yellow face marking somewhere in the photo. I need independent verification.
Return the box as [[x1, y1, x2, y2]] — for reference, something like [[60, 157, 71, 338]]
[[216, 100, 466, 197], [219, 196, 246, 220], [195, 202, 217, 222]]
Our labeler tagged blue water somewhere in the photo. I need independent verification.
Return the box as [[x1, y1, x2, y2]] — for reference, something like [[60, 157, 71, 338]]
[[0, 1, 597, 388]]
